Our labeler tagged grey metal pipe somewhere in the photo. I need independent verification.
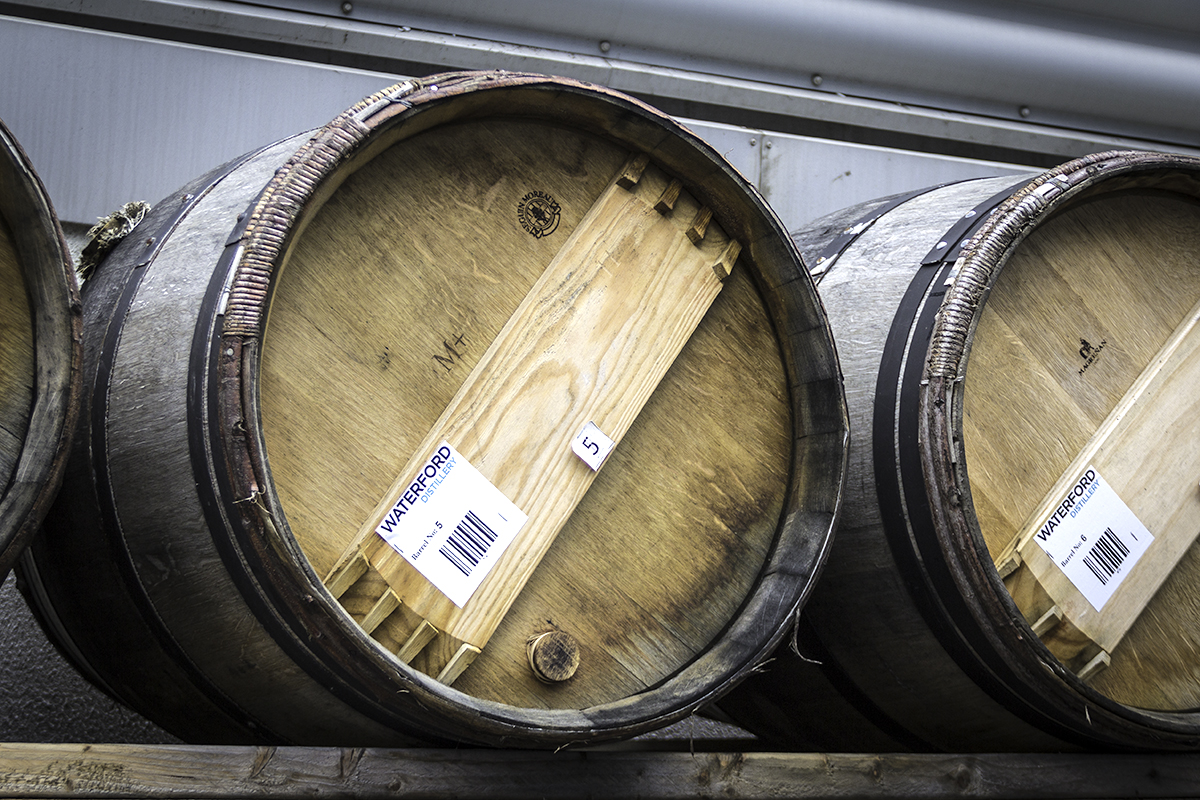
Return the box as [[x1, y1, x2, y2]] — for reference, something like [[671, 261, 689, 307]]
[[342, 0, 1200, 138]]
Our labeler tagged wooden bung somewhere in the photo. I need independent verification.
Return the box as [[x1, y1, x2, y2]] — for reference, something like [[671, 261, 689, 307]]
[[527, 630, 581, 683]]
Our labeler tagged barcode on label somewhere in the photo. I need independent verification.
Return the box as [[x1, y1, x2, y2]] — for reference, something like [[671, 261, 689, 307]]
[[1083, 527, 1131, 586], [438, 510, 498, 577], [1030, 466, 1153, 612]]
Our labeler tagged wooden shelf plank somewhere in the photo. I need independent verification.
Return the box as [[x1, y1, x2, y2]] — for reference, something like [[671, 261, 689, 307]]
[[3, 744, 1200, 799]]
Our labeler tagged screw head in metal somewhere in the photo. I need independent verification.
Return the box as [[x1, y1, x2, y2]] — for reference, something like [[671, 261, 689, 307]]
[[341, 1, 353, 14], [599, 40, 612, 53]]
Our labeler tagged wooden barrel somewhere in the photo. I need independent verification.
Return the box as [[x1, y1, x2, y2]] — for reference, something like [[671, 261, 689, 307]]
[[717, 151, 1200, 752], [0, 119, 80, 580], [20, 71, 846, 747]]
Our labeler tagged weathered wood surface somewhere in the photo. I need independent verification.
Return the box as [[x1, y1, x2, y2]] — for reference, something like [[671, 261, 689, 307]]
[[22, 73, 843, 748], [721, 176, 1071, 753], [2, 745, 1200, 799], [24, 133, 422, 747], [258, 97, 813, 713], [0, 214, 34, 492], [994, 292, 1200, 654], [0, 117, 80, 580]]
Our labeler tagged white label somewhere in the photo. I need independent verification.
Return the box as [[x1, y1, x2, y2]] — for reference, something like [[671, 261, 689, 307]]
[[1030, 466, 1153, 611], [374, 442, 528, 608], [571, 421, 614, 471]]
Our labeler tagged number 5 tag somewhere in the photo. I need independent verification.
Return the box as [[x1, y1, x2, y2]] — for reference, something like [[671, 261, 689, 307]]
[[571, 421, 615, 471]]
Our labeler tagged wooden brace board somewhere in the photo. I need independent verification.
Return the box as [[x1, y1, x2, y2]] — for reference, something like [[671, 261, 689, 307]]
[[324, 153, 738, 681], [996, 294, 1200, 657], [963, 191, 1200, 685]]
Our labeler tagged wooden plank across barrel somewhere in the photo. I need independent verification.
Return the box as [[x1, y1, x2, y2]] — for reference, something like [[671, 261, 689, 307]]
[[323, 151, 738, 684], [23, 72, 846, 748]]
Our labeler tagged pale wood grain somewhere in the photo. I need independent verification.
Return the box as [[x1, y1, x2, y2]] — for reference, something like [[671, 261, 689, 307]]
[[450, 264, 789, 708], [999, 293, 1200, 653], [964, 192, 1200, 700], [261, 120, 626, 577], [261, 116, 790, 706], [304, 161, 732, 684], [329, 153, 731, 656]]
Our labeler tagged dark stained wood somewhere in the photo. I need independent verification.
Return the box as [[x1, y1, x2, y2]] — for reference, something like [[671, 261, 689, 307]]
[[3, 744, 1200, 799]]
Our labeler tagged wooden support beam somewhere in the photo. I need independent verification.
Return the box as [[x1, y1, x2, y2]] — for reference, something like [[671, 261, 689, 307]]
[[711, 241, 741, 281], [1030, 605, 1063, 638], [1077, 650, 1111, 681], [360, 590, 400, 634], [616, 153, 649, 188], [396, 620, 439, 664], [4, 744, 1200, 799], [326, 553, 368, 600], [437, 643, 482, 685], [655, 179, 682, 213]]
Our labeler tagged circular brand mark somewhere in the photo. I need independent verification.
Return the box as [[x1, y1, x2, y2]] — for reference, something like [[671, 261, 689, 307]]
[[518, 191, 561, 239]]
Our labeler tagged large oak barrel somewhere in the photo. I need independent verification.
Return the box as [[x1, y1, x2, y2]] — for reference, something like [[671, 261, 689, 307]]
[[0, 119, 80, 580], [21, 72, 846, 747], [718, 151, 1200, 752]]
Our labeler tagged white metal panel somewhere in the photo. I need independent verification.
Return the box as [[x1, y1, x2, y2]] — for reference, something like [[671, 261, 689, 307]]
[[680, 120, 1037, 232], [754, 132, 1037, 232], [0, 16, 401, 224], [676, 119, 1040, 231]]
